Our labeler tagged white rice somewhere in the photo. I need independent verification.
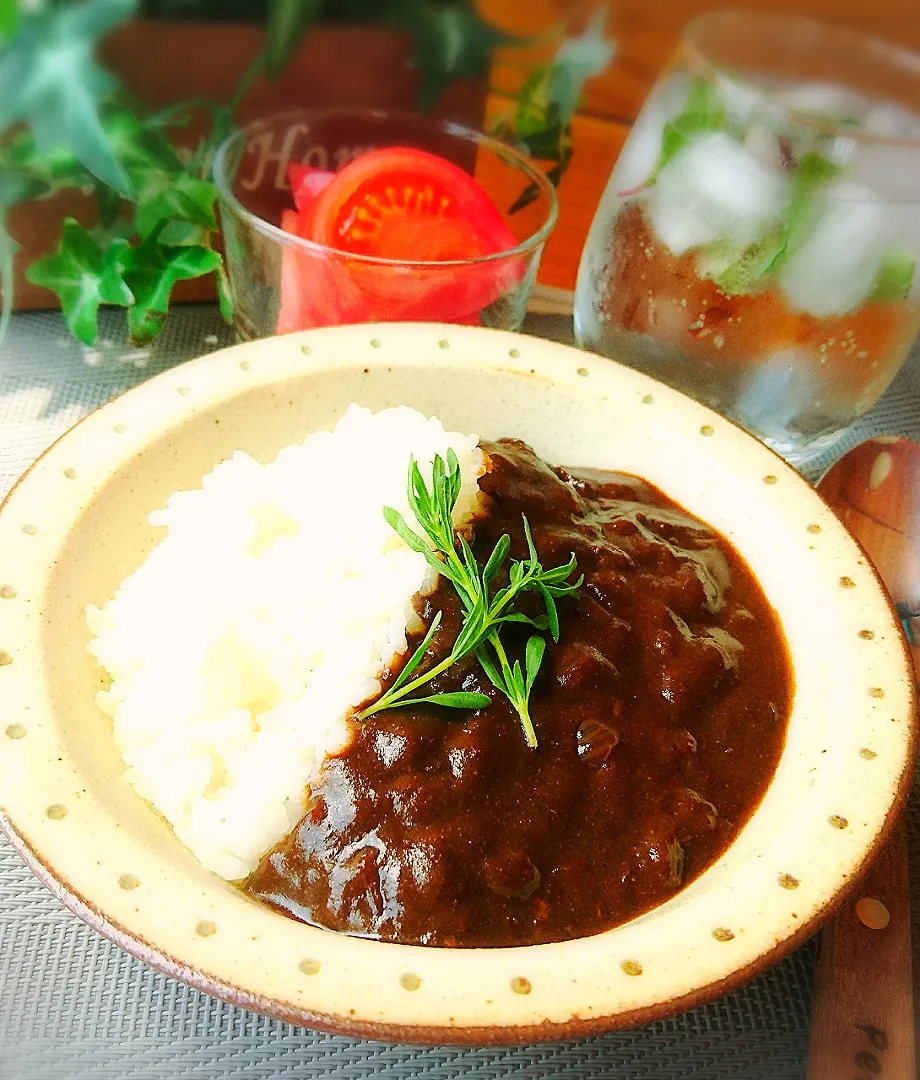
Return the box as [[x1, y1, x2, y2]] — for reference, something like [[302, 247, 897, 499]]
[[86, 405, 485, 881]]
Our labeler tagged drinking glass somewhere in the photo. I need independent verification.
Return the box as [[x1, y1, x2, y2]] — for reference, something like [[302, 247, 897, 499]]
[[214, 108, 557, 341], [575, 12, 920, 464]]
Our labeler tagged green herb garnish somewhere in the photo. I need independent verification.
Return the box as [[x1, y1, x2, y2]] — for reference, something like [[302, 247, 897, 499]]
[[701, 227, 786, 297], [358, 450, 582, 748], [762, 151, 843, 274], [654, 77, 727, 177], [698, 149, 844, 296], [870, 250, 916, 302]]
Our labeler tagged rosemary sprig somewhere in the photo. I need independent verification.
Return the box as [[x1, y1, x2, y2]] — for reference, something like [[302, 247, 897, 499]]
[[358, 450, 582, 747]]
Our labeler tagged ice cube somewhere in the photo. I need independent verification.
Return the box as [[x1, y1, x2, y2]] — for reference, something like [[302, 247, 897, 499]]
[[771, 82, 870, 124], [646, 132, 791, 256], [734, 350, 817, 440], [779, 179, 890, 317], [713, 73, 762, 125], [853, 141, 920, 203], [864, 101, 920, 138], [612, 74, 691, 193]]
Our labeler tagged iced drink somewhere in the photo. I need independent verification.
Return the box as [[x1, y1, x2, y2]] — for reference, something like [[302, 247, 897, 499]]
[[576, 20, 920, 462]]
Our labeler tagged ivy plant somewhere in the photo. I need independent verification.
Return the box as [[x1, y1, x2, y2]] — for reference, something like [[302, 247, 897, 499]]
[[0, 0, 613, 347]]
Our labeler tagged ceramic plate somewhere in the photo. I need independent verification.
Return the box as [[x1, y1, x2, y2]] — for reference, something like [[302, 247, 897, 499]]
[[0, 323, 915, 1043]]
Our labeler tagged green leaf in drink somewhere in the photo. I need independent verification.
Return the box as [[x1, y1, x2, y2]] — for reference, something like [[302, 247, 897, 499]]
[[870, 250, 915, 302], [655, 77, 727, 175], [697, 149, 845, 296], [763, 150, 844, 278]]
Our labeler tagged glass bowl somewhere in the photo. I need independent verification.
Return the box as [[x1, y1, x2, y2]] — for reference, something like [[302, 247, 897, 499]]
[[214, 108, 558, 340]]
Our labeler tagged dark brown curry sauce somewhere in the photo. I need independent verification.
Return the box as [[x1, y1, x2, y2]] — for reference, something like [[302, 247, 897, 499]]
[[245, 439, 793, 947]]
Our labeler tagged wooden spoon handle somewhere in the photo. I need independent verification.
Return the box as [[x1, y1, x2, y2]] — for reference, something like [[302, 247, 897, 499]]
[[806, 822, 915, 1080], [809, 436, 918, 1080]]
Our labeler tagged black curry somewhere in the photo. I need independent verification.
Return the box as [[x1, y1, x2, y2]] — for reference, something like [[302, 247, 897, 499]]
[[245, 439, 792, 946]]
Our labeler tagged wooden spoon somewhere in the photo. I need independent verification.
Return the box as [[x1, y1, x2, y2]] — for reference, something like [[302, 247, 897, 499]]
[[808, 436, 917, 1080]]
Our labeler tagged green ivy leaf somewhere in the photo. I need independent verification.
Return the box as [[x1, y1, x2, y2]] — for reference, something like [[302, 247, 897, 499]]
[[393, 0, 520, 113], [505, 12, 610, 212], [0, 211, 18, 344], [156, 219, 212, 246], [131, 170, 218, 239], [0, 0, 138, 197], [515, 67, 558, 142], [95, 184, 124, 231], [263, 0, 322, 80], [541, 9, 613, 130], [871, 250, 916, 302], [0, 130, 93, 194], [25, 220, 134, 345], [102, 104, 185, 174], [0, 168, 43, 208], [121, 240, 221, 344], [215, 262, 234, 324], [0, 0, 18, 43]]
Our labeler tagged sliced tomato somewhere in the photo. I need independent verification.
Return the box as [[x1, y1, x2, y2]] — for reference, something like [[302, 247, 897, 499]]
[[276, 209, 372, 335], [287, 163, 335, 215], [308, 147, 523, 320]]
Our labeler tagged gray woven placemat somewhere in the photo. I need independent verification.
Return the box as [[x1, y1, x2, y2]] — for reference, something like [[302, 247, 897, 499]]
[[1, 305, 918, 1080]]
